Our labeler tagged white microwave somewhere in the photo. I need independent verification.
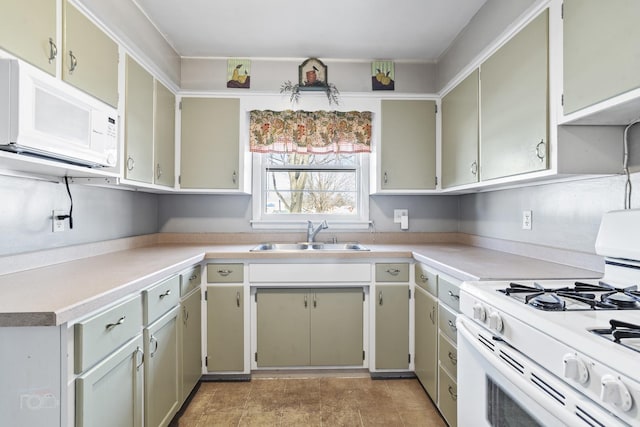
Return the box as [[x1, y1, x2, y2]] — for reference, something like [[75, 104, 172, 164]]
[[0, 59, 118, 168]]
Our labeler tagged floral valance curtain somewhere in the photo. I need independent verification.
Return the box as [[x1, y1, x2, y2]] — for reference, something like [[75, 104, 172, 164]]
[[249, 110, 372, 154]]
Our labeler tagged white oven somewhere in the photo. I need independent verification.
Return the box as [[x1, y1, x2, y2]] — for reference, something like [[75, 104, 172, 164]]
[[457, 209, 640, 427]]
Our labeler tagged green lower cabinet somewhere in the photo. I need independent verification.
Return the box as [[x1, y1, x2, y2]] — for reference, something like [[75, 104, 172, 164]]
[[144, 306, 180, 427], [206, 285, 244, 372], [180, 289, 202, 403], [256, 288, 363, 367], [415, 286, 438, 399], [375, 284, 410, 370]]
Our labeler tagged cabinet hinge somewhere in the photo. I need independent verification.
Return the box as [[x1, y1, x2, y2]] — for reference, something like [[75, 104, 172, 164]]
[[179, 101, 182, 110], [205, 356, 208, 367], [561, 93, 564, 106], [561, 2, 564, 19], [408, 354, 411, 363], [363, 291, 365, 302], [255, 293, 258, 302], [435, 176, 438, 186], [435, 104, 438, 114], [363, 350, 366, 361], [408, 289, 412, 299], [255, 352, 258, 362], [178, 175, 181, 185], [204, 290, 207, 301]]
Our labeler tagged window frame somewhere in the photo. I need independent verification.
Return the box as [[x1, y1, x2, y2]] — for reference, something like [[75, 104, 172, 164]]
[[251, 152, 371, 229]]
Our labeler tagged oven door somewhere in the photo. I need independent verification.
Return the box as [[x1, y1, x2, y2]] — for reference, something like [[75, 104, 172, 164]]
[[457, 317, 588, 427]]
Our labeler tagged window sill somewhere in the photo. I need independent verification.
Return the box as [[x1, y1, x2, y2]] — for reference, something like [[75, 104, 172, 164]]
[[250, 220, 373, 231]]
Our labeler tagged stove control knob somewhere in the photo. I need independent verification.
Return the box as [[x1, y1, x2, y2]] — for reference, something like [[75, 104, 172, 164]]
[[488, 312, 503, 333], [600, 374, 633, 412], [472, 303, 486, 322], [562, 354, 589, 384]]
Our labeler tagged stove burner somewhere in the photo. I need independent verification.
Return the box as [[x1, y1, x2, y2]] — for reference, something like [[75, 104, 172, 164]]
[[590, 319, 640, 353], [576, 281, 640, 309], [526, 293, 565, 311], [499, 282, 620, 311]]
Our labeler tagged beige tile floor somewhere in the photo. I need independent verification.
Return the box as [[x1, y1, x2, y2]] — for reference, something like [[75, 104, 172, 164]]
[[171, 376, 447, 426]]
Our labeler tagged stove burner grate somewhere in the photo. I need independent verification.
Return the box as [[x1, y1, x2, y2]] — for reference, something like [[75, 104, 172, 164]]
[[498, 282, 622, 311], [590, 319, 640, 353]]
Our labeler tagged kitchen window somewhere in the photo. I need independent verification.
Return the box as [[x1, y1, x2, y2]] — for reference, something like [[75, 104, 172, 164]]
[[251, 152, 370, 228], [249, 109, 371, 229]]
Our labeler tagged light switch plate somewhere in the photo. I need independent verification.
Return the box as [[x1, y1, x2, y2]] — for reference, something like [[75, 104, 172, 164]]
[[394, 209, 408, 224], [522, 210, 532, 230]]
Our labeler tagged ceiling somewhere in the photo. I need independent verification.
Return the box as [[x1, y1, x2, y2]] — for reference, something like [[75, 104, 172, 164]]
[[132, 0, 487, 62]]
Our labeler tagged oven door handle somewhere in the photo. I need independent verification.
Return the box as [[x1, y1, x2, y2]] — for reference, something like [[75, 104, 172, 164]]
[[456, 317, 600, 427]]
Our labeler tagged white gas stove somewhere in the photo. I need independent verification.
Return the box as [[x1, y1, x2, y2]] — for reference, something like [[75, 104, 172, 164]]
[[457, 209, 640, 427]]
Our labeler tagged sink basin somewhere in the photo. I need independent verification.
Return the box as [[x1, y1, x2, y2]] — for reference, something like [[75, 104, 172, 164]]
[[250, 242, 369, 252]]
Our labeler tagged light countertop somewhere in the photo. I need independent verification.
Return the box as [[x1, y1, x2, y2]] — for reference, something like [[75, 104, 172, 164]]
[[0, 242, 602, 327]]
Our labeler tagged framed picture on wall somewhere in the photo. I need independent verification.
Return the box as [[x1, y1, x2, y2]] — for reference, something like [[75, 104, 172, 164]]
[[227, 59, 251, 88], [299, 58, 328, 89], [372, 61, 395, 90]]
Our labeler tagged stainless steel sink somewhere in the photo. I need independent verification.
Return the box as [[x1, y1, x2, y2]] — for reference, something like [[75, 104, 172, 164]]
[[250, 242, 369, 252]]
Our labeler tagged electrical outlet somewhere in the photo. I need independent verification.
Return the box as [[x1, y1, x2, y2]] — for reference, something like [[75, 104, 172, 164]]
[[522, 210, 532, 230], [52, 210, 66, 232], [394, 209, 408, 224]]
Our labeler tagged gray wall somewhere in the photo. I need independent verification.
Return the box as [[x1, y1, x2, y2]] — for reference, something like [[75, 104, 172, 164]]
[[157, 194, 459, 234], [0, 175, 158, 256]]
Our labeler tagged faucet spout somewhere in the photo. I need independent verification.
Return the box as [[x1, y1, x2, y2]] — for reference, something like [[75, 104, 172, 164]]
[[307, 220, 329, 242]]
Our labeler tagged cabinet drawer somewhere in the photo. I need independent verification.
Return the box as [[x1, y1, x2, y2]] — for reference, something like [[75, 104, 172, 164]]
[[438, 366, 458, 427], [414, 263, 437, 295], [375, 263, 409, 282], [438, 276, 460, 312], [438, 333, 457, 379], [143, 275, 180, 325], [207, 263, 243, 283], [180, 265, 201, 296], [438, 303, 458, 344], [74, 295, 142, 374]]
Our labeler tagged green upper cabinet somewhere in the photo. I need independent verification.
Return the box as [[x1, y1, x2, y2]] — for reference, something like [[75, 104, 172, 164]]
[[563, 0, 640, 115], [154, 80, 176, 187], [480, 9, 549, 181], [180, 97, 240, 190], [62, 0, 119, 107], [0, 0, 57, 75], [125, 55, 154, 184], [441, 69, 479, 188], [379, 100, 437, 191]]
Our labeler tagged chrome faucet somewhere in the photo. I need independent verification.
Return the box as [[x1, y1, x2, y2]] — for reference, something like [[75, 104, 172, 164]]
[[306, 220, 328, 243]]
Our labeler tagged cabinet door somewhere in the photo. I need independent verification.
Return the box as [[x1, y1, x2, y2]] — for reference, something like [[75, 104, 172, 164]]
[[442, 69, 479, 188], [375, 284, 409, 369], [564, 1, 640, 114], [310, 288, 363, 366], [180, 290, 201, 404], [480, 10, 548, 181], [207, 285, 244, 371], [154, 80, 176, 187], [62, 0, 119, 107], [76, 336, 144, 427], [144, 306, 180, 427], [380, 100, 436, 190], [415, 286, 438, 400], [180, 97, 240, 189], [256, 289, 309, 367], [124, 55, 154, 183], [0, 0, 57, 75]]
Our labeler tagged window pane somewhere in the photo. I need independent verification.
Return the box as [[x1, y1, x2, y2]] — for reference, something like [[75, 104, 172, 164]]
[[264, 169, 358, 215]]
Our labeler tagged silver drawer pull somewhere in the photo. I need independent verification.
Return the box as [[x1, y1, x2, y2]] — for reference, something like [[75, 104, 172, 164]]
[[448, 319, 457, 331], [149, 334, 158, 357], [448, 290, 460, 300], [236, 291, 241, 307], [189, 274, 198, 281], [217, 269, 232, 276], [448, 351, 457, 365], [48, 38, 57, 63], [304, 294, 308, 308], [536, 139, 546, 161], [159, 290, 171, 299], [68, 50, 77, 73], [386, 268, 400, 275], [429, 306, 435, 324], [420, 274, 428, 282], [378, 291, 383, 306], [135, 347, 144, 371], [448, 385, 457, 401], [105, 316, 125, 330]]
